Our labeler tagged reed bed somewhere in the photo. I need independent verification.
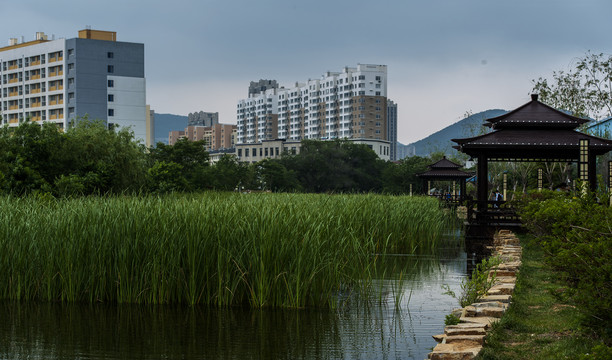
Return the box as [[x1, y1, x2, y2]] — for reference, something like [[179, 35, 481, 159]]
[[0, 193, 451, 308]]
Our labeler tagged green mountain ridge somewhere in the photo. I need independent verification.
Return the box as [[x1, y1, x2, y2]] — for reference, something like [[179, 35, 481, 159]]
[[153, 113, 188, 145], [401, 109, 507, 157]]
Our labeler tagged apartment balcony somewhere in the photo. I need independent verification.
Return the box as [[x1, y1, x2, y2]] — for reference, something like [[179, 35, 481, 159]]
[[30, 102, 41, 108], [49, 100, 63, 106], [49, 85, 63, 91], [30, 60, 41, 66], [31, 75, 41, 80], [9, 91, 18, 97], [49, 113, 64, 120], [9, 78, 19, 84], [49, 71, 63, 77], [49, 56, 63, 63], [9, 105, 18, 110], [31, 88, 41, 94], [8, 65, 18, 70]]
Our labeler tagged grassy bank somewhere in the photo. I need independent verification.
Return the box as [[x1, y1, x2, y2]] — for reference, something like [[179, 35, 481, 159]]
[[0, 193, 452, 308], [477, 235, 610, 360]]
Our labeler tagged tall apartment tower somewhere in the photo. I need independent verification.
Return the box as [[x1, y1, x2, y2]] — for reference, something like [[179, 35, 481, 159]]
[[237, 64, 388, 144], [387, 100, 398, 161], [0, 29, 147, 143], [188, 111, 219, 127]]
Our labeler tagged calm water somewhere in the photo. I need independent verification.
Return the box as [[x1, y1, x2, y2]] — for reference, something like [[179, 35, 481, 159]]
[[0, 247, 468, 360]]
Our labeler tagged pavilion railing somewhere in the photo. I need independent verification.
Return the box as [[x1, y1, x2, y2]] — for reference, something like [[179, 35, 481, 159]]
[[428, 194, 463, 205], [465, 199, 521, 226]]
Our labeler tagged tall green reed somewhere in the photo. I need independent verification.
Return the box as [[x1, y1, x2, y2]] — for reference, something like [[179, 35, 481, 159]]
[[0, 193, 452, 308]]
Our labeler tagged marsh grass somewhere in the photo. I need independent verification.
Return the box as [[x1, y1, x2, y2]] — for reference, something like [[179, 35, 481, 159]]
[[0, 193, 452, 308]]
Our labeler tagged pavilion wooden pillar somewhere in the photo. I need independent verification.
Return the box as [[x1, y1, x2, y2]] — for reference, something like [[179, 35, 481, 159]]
[[503, 172, 507, 201], [589, 154, 597, 192], [537, 168, 543, 192], [609, 161, 612, 206], [460, 179, 466, 202], [477, 155, 488, 214], [579, 139, 590, 194]]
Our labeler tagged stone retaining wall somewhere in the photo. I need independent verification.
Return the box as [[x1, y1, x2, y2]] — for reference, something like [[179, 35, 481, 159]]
[[428, 230, 522, 360]]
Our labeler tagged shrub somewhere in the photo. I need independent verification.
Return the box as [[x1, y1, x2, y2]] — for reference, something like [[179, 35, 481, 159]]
[[518, 193, 612, 335]]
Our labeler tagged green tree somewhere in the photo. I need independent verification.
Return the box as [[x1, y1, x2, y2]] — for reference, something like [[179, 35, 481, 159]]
[[63, 118, 148, 194], [532, 51, 612, 121], [206, 154, 251, 191], [282, 140, 385, 193], [147, 161, 189, 193], [381, 156, 429, 194], [0, 121, 65, 194], [256, 158, 300, 192], [148, 138, 209, 190]]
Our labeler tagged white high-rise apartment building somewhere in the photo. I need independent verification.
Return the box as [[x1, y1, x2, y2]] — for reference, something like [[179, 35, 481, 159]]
[[237, 64, 388, 144]]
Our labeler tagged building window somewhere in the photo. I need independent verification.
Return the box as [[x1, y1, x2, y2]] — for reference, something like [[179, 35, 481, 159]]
[[68, 63, 74, 71], [68, 92, 75, 101], [108, 109, 114, 116], [108, 94, 114, 102], [107, 52, 114, 59], [238, 149, 242, 157], [68, 49, 74, 56], [245, 149, 249, 157], [107, 65, 114, 73], [108, 80, 114, 87]]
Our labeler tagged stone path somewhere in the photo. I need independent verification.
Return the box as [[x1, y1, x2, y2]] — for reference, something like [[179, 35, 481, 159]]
[[427, 230, 521, 360]]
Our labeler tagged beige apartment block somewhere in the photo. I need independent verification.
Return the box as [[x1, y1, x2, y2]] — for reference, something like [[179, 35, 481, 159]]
[[168, 124, 237, 151]]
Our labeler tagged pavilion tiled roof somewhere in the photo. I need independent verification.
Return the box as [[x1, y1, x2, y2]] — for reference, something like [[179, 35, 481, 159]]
[[485, 94, 590, 130], [452, 94, 612, 160], [417, 157, 473, 179]]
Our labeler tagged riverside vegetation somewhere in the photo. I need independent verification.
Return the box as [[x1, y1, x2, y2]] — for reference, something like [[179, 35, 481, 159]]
[[477, 190, 612, 358], [0, 193, 453, 308]]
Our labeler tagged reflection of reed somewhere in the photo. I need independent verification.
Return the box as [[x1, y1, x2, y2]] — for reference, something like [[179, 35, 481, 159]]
[[0, 250, 467, 360]]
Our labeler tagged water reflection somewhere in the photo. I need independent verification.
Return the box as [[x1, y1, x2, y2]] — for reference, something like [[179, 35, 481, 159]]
[[0, 243, 467, 360]]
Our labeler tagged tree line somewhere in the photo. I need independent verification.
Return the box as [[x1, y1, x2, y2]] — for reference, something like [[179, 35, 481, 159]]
[[0, 118, 602, 199], [0, 119, 443, 197]]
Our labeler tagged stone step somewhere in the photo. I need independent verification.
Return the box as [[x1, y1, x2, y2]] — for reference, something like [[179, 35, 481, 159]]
[[429, 343, 482, 360], [459, 316, 499, 328], [493, 276, 516, 284], [445, 327, 487, 337], [478, 294, 512, 303], [487, 283, 515, 296], [465, 305, 505, 318], [433, 334, 447, 343], [490, 270, 516, 277], [445, 334, 486, 345], [445, 323, 488, 331]]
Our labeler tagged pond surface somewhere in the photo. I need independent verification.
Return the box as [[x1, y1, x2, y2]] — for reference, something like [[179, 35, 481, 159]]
[[0, 246, 468, 360]]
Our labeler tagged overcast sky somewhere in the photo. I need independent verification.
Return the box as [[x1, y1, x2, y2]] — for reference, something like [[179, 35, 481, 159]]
[[2, 0, 611, 143]]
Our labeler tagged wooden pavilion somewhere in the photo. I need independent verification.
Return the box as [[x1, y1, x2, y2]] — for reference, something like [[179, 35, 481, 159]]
[[417, 156, 473, 204], [452, 94, 612, 241]]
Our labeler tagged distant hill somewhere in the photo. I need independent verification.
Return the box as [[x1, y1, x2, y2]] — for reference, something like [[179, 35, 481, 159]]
[[405, 109, 507, 157], [153, 113, 188, 145]]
